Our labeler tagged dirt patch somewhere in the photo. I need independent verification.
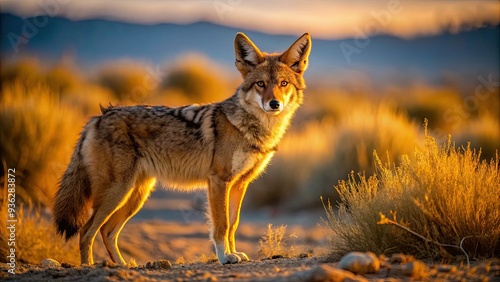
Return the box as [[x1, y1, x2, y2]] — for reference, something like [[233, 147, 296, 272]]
[[2, 257, 499, 281]]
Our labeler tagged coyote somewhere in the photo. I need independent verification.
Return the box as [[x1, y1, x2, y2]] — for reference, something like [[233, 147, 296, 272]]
[[53, 32, 311, 265]]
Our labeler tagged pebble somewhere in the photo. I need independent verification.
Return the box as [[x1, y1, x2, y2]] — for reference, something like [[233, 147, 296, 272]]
[[437, 265, 457, 273], [391, 260, 427, 279], [145, 259, 172, 270], [292, 264, 368, 282], [41, 258, 61, 268], [337, 252, 380, 275]]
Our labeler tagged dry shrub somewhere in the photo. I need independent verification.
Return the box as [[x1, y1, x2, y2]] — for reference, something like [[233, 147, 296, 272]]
[[323, 121, 500, 259], [0, 82, 82, 206], [257, 224, 297, 259]]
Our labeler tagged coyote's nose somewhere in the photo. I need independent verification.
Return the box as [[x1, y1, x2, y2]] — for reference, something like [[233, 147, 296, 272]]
[[269, 100, 280, 110]]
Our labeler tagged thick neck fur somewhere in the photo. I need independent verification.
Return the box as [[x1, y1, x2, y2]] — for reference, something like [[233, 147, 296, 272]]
[[221, 89, 302, 153]]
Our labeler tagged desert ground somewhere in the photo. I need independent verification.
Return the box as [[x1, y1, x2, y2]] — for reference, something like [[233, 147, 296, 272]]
[[2, 192, 499, 281]]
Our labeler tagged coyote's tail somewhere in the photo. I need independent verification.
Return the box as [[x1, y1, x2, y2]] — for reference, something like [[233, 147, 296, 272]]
[[53, 131, 92, 240]]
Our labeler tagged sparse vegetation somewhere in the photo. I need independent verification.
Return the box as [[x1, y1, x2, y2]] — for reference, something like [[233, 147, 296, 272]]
[[257, 224, 297, 259], [323, 121, 500, 260], [0, 58, 498, 267], [16, 206, 80, 264], [251, 103, 422, 209], [0, 82, 83, 207], [0, 181, 80, 264], [1, 58, 498, 211]]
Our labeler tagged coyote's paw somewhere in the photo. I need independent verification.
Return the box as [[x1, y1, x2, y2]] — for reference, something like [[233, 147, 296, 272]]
[[219, 253, 242, 264], [232, 251, 249, 261]]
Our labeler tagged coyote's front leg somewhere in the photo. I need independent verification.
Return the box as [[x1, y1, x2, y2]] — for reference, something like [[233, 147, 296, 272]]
[[207, 174, 242, 264], [227, 181, 249, 261]]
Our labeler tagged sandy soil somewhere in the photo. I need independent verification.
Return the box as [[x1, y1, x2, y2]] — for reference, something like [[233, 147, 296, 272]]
[[2, 255, 499, 281], [1, 192, 499, 281]]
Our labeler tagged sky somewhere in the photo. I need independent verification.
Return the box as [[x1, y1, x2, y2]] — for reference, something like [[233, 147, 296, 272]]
[[1, 0, 499, 40]]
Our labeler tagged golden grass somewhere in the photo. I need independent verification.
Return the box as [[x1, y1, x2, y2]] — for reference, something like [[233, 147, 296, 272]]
[[0, 82, 83, 207], [1, 58, 498, 213], [15, 206, 80, 264], [250, 103, 422, 209], [158, 54, 235, 105], [323, 121, 500, 259], [0, 176, 80, 264], [97, 60, 155, 103], [257, 224, 297, 259]]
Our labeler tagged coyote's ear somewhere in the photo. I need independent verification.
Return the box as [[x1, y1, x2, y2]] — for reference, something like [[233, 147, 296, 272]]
[[280, 33, 311, 74], [234, 32, 264, 77]]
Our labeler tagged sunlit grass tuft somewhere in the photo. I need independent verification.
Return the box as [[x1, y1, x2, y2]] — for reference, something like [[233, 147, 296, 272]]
[[0, 182, 80, 264], [323, 121, 500, 260], [257, 224, 297, 259]]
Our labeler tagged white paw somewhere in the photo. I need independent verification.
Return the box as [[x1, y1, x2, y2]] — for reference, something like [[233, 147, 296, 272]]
[[232, 251, 249, 261], [219, 253, 242, 265]]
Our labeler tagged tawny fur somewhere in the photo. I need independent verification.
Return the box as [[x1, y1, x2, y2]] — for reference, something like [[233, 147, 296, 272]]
[[53, 32, 311, 265]]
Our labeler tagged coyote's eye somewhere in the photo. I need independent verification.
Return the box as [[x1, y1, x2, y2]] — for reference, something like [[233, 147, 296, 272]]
[[280, 81, 288, 87], [256, 81, 265, 87]]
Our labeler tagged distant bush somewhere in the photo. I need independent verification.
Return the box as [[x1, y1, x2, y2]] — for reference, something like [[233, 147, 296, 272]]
[[159, 55, 233, 105], [394, 84, 463, 131], [97, 61, 154, 103], [249, 103, 421, 209], [0, 82, 82, 207], [1, 58, 81, 98], [455, 113, 500, 161], [323, 122, 500, 259]]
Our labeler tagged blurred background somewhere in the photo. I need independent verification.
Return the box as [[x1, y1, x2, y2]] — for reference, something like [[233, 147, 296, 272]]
[[1, 0, 499, 216]]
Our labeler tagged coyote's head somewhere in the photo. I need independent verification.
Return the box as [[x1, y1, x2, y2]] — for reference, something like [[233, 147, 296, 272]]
[[234, 32, 311, 115]]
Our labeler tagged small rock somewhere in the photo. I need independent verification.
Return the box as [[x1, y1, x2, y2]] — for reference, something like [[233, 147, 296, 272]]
[[145, 260, 172, 270], [391, 260, 427, 279], [292, 264, 367, 282], [157, 260, 172, 269], [437, 265, 457, 273], [299, 252, 312, 258], [61, 262, 76, 268], [41, 258, 61, 268], [337, 252, 380, 275]]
